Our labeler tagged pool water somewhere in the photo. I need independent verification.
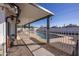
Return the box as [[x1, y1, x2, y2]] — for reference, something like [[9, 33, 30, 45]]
[[36, 32, 62, 40], [36, 32, 47, 40]]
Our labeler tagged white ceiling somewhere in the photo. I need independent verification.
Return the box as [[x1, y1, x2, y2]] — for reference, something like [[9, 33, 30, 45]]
[[15, 3, 54, 25]]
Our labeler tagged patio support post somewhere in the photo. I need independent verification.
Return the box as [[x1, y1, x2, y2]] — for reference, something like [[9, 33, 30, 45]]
[[28, 23, 30, 39], [28, 23, 30, 30], [47, 16, 50, 43]]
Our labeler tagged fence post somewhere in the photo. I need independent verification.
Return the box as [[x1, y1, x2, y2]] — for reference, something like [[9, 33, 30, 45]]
[[76, 32, 79, 56]]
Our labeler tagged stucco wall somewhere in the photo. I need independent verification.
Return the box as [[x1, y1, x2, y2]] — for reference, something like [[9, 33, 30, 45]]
[[0, 7, 6, 55]]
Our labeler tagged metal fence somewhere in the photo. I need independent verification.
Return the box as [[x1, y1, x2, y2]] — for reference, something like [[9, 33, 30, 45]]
[[50, 31, 79, 56]]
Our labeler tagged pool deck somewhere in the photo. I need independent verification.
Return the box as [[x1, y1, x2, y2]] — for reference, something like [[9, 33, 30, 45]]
[[24, 29, 75, 55]]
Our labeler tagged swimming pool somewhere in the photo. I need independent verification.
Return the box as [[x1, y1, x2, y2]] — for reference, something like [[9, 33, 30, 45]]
[[36, 32, 47, 40], [36, 32, 62, 40]]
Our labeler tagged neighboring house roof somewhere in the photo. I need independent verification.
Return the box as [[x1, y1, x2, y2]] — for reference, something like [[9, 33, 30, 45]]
[[15, 3, 54, 25]]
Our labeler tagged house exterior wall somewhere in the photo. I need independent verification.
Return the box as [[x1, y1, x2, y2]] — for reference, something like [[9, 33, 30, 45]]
[[0, 6, 6, 56], [0, 4, 16, 55]]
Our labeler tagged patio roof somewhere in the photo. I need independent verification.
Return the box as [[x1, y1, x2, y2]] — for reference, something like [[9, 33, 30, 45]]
[[15, 3, 54, 25]]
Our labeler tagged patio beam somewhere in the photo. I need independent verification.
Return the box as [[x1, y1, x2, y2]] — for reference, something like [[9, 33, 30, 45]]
[[25, 15, 52, 25]]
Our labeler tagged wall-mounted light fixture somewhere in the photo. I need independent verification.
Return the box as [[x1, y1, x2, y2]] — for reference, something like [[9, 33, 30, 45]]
[[16, 19, 20, 24]]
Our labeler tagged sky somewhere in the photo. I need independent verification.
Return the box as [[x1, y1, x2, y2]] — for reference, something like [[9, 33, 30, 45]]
[[31, 3, 79, 27]]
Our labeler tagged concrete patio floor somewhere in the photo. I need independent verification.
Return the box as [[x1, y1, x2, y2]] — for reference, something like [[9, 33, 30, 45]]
[[7, 30, 70, 56], [7, 38, 33, 56]]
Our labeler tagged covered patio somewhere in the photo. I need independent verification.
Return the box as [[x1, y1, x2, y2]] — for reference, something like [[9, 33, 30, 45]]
[[16, 3, 54, 43], [6, 3, 57, 56], [7, 3, 69, 56]]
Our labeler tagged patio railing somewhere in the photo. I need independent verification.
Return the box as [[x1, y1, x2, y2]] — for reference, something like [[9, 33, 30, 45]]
[[50, 31, 79, 56]]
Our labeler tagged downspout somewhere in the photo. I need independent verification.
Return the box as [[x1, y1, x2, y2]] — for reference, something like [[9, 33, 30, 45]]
[[9, 3, 21, 40], [6, 3, 21, 49], [6, 3, 21, 38], [8, 3, 21, 19]]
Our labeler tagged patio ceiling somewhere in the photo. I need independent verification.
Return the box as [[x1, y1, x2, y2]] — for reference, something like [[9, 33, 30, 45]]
[[15, 3, 54, 25]]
